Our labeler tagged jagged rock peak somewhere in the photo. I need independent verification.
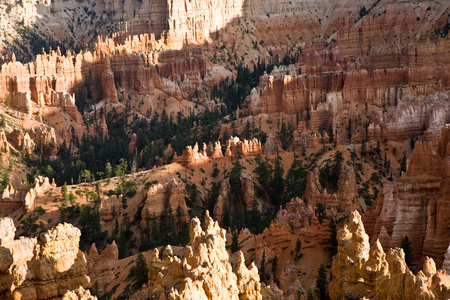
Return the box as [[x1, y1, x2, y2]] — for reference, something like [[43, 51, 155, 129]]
[[0, 217, 91, 299], [330, 211, 450, 299], [131, 211, 264, 299]]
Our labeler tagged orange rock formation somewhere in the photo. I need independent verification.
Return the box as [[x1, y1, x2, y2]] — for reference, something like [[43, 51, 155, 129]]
[[175, 137, 262, 167], [363, 126, 450, 269], [87, 242, 119, 295], [140, 178, 188, 227]]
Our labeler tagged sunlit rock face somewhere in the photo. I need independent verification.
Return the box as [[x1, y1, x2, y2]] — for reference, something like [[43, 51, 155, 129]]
[[0, 218, 91, 299], [130, 211, 266, 300], [330, 210, 450, 300]]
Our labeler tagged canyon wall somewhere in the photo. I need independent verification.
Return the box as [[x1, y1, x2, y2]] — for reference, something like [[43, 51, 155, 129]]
[[250, 38, 449, 116], [248, 2, 450, 143], [363, 126, 450, 269]]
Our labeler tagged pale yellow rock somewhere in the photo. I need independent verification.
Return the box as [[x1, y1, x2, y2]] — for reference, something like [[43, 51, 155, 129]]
[[330, 211, 450, 300], [0, 218, 91, 299], [131, 211, 263, 300]]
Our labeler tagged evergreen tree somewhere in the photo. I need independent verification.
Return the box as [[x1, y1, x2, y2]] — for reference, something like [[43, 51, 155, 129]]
[[347, 118, 352, 141], [316, 264, 329, 300], [223, 201, 231, 229], [231, 227, 241, 253], [307, 287, 315, 300], [61, 182, 68, 203], [272, 255, 279, 284], [130, 252, 148, 287], [286, 158, 307, 200], [401, 152, 407, 174], [329, 217, 338, 255], [185, 183, 203, 219], [294, 238, 302, 260], [229, 160, 244, 203], [329, 151, 344, 192], [401, 235, 413, 269], [315, 203, 327, 225], [150, 213, 160, 248], [278, 122, 292, 150], [269, 155, 285, 206], [361, 140, 367, 157], [260, 249, 266, 282], [328, 124, 334, 143], [254, 155, 273, 198]]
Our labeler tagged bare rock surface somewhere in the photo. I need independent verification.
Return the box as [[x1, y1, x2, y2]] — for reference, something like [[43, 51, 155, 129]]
[[330, 210, 450, 299], [131, 211, 268, 299], [0, 218, 91, 299]]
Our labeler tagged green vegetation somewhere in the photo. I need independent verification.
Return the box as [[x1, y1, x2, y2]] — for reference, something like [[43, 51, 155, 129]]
[[129, 252, 149, 288], [316, 264, 329, 300], [401, 235, 413, 269], [294, 238, 302, 261]]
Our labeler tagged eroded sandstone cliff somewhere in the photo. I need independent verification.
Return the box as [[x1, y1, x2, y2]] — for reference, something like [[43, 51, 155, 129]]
[[0, 217, 91, 299], [330, 210, 450, 299], [363, 125, 450, 269], [131, 211, 268, 299]]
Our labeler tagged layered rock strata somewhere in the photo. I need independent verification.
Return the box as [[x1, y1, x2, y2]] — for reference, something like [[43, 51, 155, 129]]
[[363, 126, 450, 268], [0, 218, 91, 299], [330, 210, 450, 299]]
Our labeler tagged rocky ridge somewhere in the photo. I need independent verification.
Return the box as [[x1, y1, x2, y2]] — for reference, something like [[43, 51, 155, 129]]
[[0, 175, 55, 217], [330, 210, 450, 299], [130, 211, 269, 299], [174, 136, 262, 167]]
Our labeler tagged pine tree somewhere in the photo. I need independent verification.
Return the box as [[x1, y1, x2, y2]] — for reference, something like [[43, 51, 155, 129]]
[[329, 217, 338, 255], [328, 124, 334, 143], [295, 238, 302, 261], [130, 252, 148, 287], [231, 227, 241, 253], [254, 155, 273, 196], [229, 160, 243, 203], [401, 235, 413, 269], [307, 287, 315, 300], [167, 205, 176, 245], [269, 155, 285, 206], [347, 118, 352, 141], [315, 203, 327, 225], [104, 162, 112, 179], [272, 255, 279, 284], [401, 152, 407, 174], [286, 159, 308, 200], [316, 264, 329, 300], [260, 249, 266, 282], [61, 182, 68, 204]]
